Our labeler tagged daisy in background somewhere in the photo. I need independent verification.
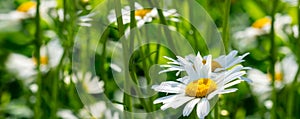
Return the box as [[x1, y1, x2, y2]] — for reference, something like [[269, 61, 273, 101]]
[[233, 14, 292, 52], [64, 71, 104, 94], [0, 0, 56, 21], [284, 25, 299, 38], [248, 55, 299, 104], [66, 71, 118, 119], [152, 53, 250, 119], [53, 8, 96, 27], [160, 50, 249, 75], [79, 101, 120, 119], [5, 39, 64, 84], [77, 11, 96, 27], [282, 0, 297, 6], [57, 109, 78, 119], [107, 2, 179, 28]]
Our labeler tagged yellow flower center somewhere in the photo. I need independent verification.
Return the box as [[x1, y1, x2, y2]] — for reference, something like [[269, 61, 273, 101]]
[[82, 81, 89, 92], [17, 1, 36, 12], [135, 9, 152, 18], [252, 17, 271, 29], [185, 78, 217, 98], [268, 73, 283, 82], [33, 56, 48, 65], [202, 60, 222, 71]]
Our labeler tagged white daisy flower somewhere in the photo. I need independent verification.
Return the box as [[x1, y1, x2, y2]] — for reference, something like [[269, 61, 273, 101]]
[[54, 9, 95, 27], [5, 39, 64, 82], [79, 101, 106, 118], [5, 53, 37, 80], [0, 0, 57, 21], [78, 11, 95, 27], [57, 109, 78, 119], [285, 25, 299, 38], [233, 14, 292, 51], [104, 110, 120, 119], [68, 72, 104, 94], [248, 55, 299, 101], [152, 55, 248, 119], [282, 0, 297, 6], [159, 50, 249, 76], [107, 2, 179, 28], [79, 101, 120, 119]]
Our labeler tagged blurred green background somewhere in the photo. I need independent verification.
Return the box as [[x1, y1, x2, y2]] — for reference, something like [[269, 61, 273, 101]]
[[0, 0, 300, 119]]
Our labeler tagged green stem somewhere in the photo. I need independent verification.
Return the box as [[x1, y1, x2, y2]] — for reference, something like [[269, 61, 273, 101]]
[[99, 28, 110, 96], [222, 0, 231, 53], [287, 67, 300, 119], [297, 0, 300, 59], [34, 0, 42, 118], [129, 64, 152, 112], [50, 51, 67, 119], [129, 1, 155, 112], [296, 0, 300, 57], [114, 0, 133, 118], [137, 33, 154, 112], [114, 0, 125, 35], [154, 0, 177, 55], [270, 0, 278, 118], [214, 100, 220, 119], [153, 21, 164, 64], [129, 0, 136, 52]]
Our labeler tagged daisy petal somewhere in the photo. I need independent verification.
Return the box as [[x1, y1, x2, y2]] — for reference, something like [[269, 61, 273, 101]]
[[160, 96, 193, 110], [184, 64, 198, 81], [170, 96, 194, 109], [223, 80, 244, 89], [154, 95, 178, 104], [223, 71, 246, 85], [183, 98, 200, 116], [176, 76, 190, 84], [207, 90, 220, 100], [152, 81, 185, 94], [196, 98, 210, 119], [163, 56, 178, 62], [219, 88, 238, 94]]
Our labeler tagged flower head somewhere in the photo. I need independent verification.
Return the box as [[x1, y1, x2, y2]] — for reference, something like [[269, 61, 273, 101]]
[[248, 55, 299, 102], [159, 50, 249, 76], [16, 1, 36, 13], [77, 11, 96, 27], [0, 0, 56, 21], [251, 17, 271, 29], [107, 2, 179, 27], [67, 72, 104, 94], [5, 39, 63, 82], [233, 14, 292, 51], [79, 101, 119, 119], [57, 109, 78, 119], [153, 53, 249, 118]]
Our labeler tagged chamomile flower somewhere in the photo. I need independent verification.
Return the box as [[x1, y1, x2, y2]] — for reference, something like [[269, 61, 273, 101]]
[[5, 53, 36, 81], [0, 0, 56, 21], [57, 109, 78, 119], [107, 2, 179, 28], [233, 14, 292, 51], [282, 0, 297, 6], [79, 101, 119, 119], [77, 11, 95, 27], [248, 55, 299, 101], [160, 50, 249, 76], [285, 25, 299, 38], [152, 55, 248, 119], [5, 39, 63, 82], [68, 72, 104, 94]]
